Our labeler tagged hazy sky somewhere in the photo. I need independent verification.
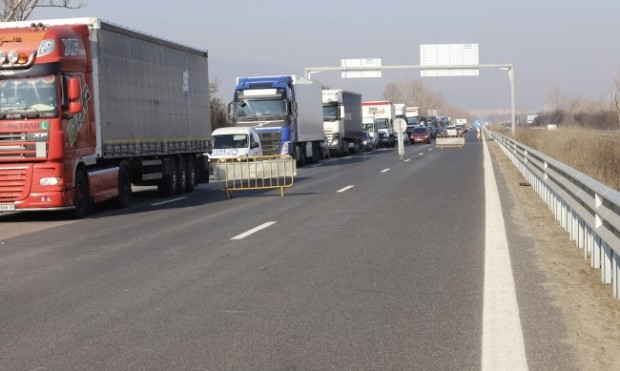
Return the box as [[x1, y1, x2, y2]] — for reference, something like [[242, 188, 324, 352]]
[[32, 0, 618, 113]]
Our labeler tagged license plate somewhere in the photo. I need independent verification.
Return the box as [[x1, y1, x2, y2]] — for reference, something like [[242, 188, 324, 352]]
[[0, 204, 16, 211]]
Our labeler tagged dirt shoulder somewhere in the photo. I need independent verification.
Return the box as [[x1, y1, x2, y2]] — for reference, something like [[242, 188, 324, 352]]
[[488, 138, 620, 371]]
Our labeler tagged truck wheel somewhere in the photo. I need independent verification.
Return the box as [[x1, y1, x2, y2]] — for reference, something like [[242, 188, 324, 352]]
[[185, 155, 197, 192], [176, 156, 187, 194], [71, 169, 90, 219], [296, 144, 306, 167], [158, 156, 178, 196], [115, 164, 131, 209], [311, 142, 319, 163]]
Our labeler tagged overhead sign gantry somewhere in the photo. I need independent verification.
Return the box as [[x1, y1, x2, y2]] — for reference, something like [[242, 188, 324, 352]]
[[305, 44, 516, 135]]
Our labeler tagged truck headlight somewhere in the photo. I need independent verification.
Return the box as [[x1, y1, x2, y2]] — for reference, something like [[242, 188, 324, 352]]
[[40, 177, 62, 186], [281, 141, 290, 155]]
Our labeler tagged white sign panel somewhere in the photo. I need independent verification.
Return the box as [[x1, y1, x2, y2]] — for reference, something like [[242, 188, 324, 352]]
[[341, 58, 382, 78], [420, 44, 479, 77]]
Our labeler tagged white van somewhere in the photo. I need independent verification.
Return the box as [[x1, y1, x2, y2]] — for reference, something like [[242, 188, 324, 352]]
[[209, 126, 262, 165]]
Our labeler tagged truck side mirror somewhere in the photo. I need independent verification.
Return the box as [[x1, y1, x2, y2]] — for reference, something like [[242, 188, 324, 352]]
[[67, 77, 82, 114], [68, 77, 81, 100]]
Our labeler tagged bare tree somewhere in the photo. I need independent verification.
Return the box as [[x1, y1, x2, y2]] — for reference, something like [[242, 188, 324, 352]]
[[0, 0, 87, 22], [209, 79, 229, 130], [613, 73, 620, 129], [382, 78, 446, 119]]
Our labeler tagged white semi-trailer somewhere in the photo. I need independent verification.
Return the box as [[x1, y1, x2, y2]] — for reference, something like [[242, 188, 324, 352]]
[[362, 101, 396, 147], [322, 89, 363, 156]]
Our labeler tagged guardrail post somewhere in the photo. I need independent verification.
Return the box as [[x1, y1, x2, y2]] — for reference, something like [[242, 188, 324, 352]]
[[602, 242, 613, 284], [613, 252, 619, 298], [592, 236, 602, 269]]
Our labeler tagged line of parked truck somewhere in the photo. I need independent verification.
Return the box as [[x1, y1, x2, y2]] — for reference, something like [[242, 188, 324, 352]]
[[0, 17, 430, 217]]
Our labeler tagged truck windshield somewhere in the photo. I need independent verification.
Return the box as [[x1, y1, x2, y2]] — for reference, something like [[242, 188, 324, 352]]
[[362, 122, 375, 131], [322, 104, 339, 121], [0, 75, 58, 118], [374, 118, 389, 129], [407, 117, 418, 125], [234, 99, 286, 120]]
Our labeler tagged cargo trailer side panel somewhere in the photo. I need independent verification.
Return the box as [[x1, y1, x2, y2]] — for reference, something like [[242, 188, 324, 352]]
[[94, 22, 211, 159], [292, 81, 324, 143], [342, 90, 362, 135]]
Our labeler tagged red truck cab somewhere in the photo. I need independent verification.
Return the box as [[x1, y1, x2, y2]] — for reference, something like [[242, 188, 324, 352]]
[[0, 21, 94, 214]]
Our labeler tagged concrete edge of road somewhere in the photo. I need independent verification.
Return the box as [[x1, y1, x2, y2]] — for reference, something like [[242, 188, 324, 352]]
[[481, 137, 529, 370]]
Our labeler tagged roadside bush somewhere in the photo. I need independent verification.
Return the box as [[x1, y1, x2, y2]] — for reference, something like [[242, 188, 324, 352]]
[[509, 126, 620, 190]]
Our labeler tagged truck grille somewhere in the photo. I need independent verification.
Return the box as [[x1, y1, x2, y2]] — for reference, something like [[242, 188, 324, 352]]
[[0, 133, 46, 159], [258, 132, 282, 155], [0, 166, 29, 201]]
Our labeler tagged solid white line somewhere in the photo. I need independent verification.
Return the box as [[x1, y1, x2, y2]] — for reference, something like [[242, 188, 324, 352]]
[[313, 163, 323, 167], [481, 138, 528, 370], [231, 221, 276, 240], [380, 168, 390, 173], [337, 185, 355, 193], [404, 158, 411, 162], [151, 197, 186, 206]]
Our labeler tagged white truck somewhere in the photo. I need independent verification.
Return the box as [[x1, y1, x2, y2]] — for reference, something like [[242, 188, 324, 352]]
[[362, 118, 379, 149], [405, 106, 421, 132], [322, 89, 363, 156], [362, 101, 396, 147]]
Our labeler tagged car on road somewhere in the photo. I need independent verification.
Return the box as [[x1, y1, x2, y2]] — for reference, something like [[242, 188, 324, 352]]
[[360, 130, 374, 152], [446, 125, 458, 136], [409, 127, 431, 144]]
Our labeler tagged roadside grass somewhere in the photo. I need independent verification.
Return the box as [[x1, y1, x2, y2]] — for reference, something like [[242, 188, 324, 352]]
[[494, 126, 620, 191]]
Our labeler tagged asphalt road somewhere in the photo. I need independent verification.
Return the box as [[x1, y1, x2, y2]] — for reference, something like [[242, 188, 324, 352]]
[[0, 134, 576, 370]]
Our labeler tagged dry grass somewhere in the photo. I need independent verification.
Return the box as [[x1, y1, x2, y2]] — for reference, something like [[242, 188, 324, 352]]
[[494, 126, 620, 190]]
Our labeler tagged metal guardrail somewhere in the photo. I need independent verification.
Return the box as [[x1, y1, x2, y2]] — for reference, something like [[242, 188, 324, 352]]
[[213, 155, 296, 199], [435, 134, 465, 148], [490, 130, 620, 299]]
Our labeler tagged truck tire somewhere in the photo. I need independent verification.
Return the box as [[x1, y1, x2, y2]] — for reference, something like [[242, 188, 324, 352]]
[[296, 144, 306, 167], [185, 155, 197, 192], [158, 156, 178, 197], [176, 155, 187, 194], [311, 142, 319, 163], [71, 169, 90, 219], [115, 164, 131, 209]]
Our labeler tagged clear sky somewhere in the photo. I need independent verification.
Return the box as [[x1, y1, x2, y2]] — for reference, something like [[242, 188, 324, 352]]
[[31, 0, 619, 113]]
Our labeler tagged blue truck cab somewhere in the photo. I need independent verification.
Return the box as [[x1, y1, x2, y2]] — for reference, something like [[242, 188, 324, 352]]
[[230, 75, 324, 166]]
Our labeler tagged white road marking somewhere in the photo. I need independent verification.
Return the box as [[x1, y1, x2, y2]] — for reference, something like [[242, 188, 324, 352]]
[[381, 168, 390, 173], [313, 163, 323, 167], [481, 137, 528, 370], [337, 185, 355, 193], [231, 221, 276, 240], [151, 197, 186, 206], [404, 158, 411, 162], [342, 156, 353, 160], [418, 152, 424, 156]]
